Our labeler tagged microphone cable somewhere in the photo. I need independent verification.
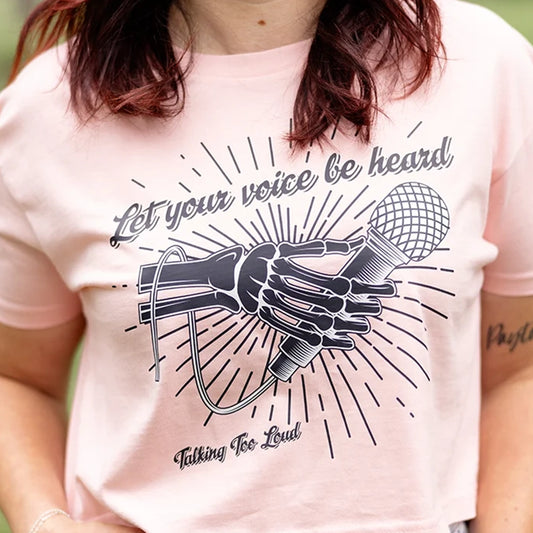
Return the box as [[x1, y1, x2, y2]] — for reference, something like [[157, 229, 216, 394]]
[[150, 244, 277, 414]]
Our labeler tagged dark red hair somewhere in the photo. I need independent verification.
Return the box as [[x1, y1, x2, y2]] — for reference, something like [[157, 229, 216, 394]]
[[10, 0, 444, 147]]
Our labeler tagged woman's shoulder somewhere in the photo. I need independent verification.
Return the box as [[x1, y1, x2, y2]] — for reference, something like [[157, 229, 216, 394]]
[[0, 44, 76, 197], [0, 44, 78, 166], [438, 0, 532, 60], [0, 44, 70, 125]]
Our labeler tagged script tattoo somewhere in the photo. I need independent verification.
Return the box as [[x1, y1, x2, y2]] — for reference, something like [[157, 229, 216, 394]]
[[486, 321, 533, 353]]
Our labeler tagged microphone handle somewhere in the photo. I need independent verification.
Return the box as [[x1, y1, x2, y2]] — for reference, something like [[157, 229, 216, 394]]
[[268, 227, 410, 382]]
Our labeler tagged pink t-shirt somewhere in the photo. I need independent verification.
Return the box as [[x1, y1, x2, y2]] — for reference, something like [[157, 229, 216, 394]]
[[1, 1, 532, 532]]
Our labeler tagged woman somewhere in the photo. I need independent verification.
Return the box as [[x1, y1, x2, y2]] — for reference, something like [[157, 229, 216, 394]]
[[0, 0, 532, 532]]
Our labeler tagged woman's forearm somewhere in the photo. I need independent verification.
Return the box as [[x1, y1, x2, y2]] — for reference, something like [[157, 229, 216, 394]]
[[472, 372, 533, 533], [0, 375, 69, 533]]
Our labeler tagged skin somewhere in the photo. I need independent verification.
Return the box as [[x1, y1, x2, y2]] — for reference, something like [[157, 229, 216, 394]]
[[471, 293, 533, 532], [0, 317, 144, 533], [1, 1, 532, 532], [169, 0, 328, 54]]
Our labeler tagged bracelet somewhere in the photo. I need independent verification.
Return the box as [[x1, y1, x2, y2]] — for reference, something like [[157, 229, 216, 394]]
[[28, 508, 70, 533]]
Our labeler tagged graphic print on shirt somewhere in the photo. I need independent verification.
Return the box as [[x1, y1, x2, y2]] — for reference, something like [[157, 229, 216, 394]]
[[111, 127, 455, 460], [138, 182, 449, 413]]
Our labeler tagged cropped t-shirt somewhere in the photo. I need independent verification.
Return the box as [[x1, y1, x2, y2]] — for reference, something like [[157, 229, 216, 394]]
[[0, 1, 532, 532]]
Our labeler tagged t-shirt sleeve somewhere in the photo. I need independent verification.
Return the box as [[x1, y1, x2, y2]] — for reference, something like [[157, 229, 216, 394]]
[[482, 30, 533, 296], [0, 71, 83, 331], [0, 172, 82, 329]]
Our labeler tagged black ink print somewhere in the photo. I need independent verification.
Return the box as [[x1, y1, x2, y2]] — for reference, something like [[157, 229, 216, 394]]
[[138, 182, 450, 416], [486, 321, 533, 352], [368, 136, 454, 177], [138, 238, 393, 347]]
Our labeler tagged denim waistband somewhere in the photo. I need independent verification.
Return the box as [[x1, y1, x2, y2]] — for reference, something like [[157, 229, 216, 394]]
[[449, 522, 469, 533]]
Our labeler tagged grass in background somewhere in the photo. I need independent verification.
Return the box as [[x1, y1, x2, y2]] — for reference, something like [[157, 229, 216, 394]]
[[0, 0, 532, 532], [475, 0, 533, 39], [0, 0, 23, 88]]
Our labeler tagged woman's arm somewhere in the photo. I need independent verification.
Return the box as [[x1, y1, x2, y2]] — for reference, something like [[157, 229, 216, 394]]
[[0, 317, 83, 533], [472, 292, 533, 532], [0, 317, 142, 533]]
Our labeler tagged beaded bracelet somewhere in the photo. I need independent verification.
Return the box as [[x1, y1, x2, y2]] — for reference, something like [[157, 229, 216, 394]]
[[28, 508, 70, 533]]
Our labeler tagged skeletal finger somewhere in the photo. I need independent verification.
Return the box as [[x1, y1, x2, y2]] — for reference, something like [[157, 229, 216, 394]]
[[263, 289, 334, 331], [345, 297, 382, 316], [350, 278, 397, 297], [277, 237, 365, 259], [332, 316, 371, 334], [273, 259, 351, 295], [268, 274, 344, 313], [258, 307, 322, 346], [321, 333, 356, 350]]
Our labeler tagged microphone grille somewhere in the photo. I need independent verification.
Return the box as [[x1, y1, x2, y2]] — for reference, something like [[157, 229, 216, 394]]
[[369, 182, 450, 262]]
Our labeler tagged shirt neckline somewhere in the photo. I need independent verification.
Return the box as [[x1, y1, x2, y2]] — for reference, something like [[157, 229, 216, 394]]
[[181, 38, 312, 78]]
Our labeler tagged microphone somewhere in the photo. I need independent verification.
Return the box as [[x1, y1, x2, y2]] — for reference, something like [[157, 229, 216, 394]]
[[267, 181, 450, 382]]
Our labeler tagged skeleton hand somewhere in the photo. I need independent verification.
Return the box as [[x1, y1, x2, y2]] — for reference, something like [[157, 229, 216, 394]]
[[138, 238, 395, 349]]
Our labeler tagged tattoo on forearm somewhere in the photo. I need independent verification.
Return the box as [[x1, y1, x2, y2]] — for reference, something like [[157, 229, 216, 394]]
[[486, 322, 533, 352]]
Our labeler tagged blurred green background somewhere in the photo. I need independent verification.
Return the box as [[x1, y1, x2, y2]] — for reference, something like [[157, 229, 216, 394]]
[[0, 0, 532, 531]]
